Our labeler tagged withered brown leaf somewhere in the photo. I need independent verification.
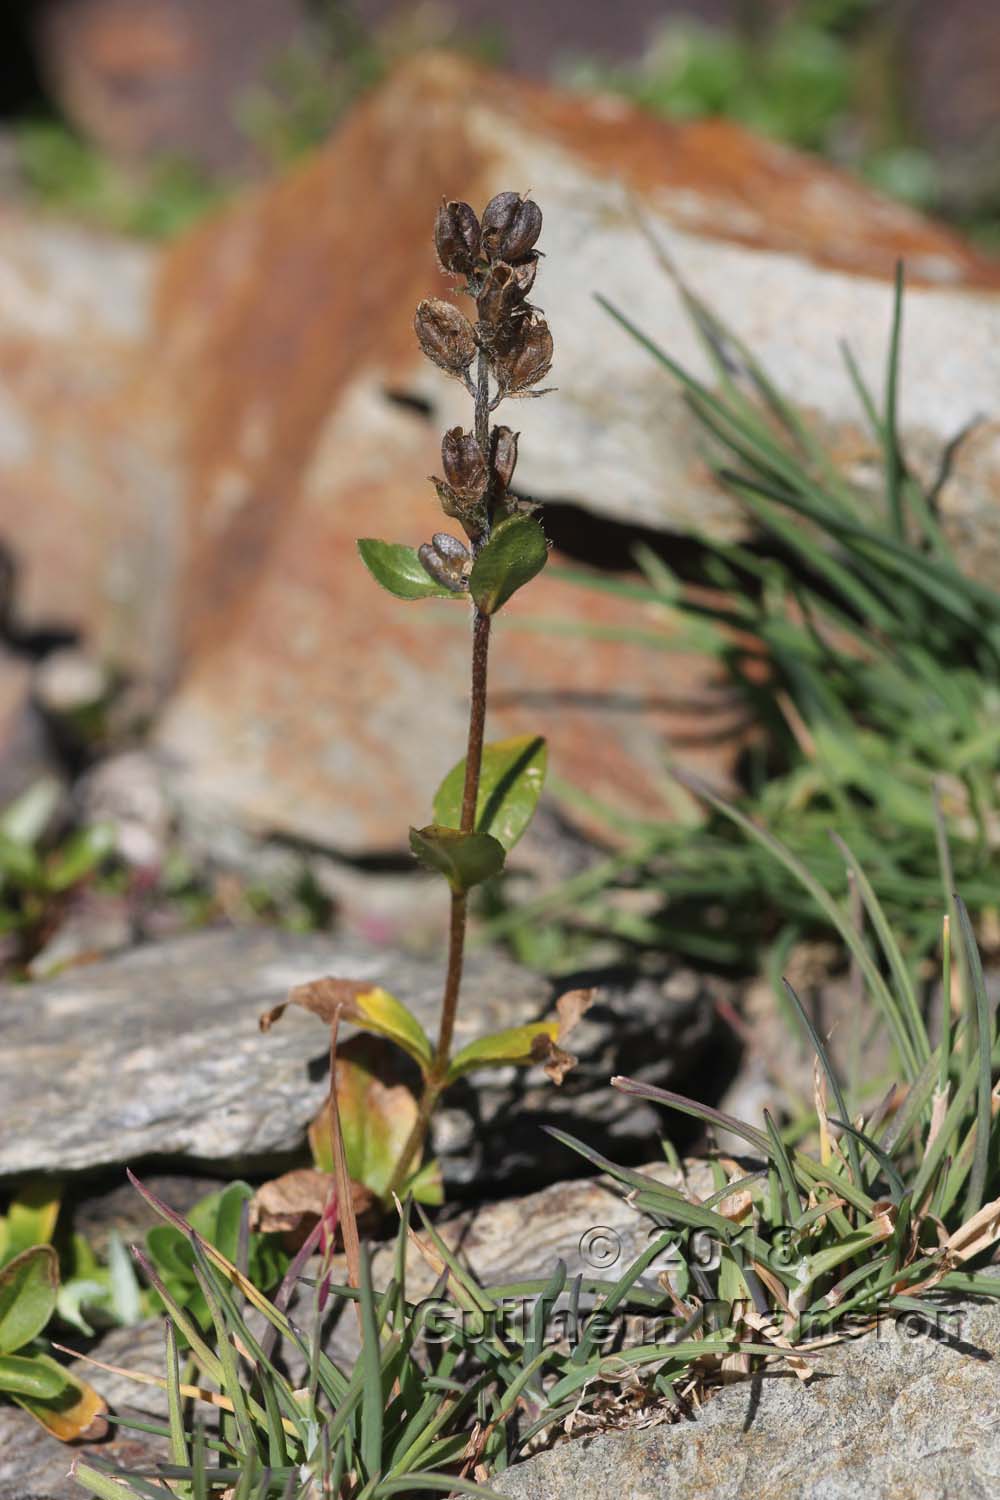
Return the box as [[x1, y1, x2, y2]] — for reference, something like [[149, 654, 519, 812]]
[[249, 1167, 374, 1250], [259, 977, 378, 1033]]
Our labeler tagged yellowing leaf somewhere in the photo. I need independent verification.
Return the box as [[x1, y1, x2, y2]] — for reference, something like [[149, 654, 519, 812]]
[[12, 1355, 108, 1443], [1, 1178, 62, 1266], [260, 978, 433, 1071], [446, 1022, 558, 1082], [446, 988, 596, 1085], [352, 987, 434, 1070]]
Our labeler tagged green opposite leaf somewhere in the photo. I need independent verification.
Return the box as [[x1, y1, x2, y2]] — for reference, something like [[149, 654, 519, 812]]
[[351, 986, 433, 1071], [446, 1022, 559, 1083], [0, 1353, 67, 1399], [433, 735, 547, 852], [0, 1245, 59, 1355], [357, 539, 459, 600], [404, 1157, 445, 1207], [409, 824, 505, 892], [468, 515, 548, 614]]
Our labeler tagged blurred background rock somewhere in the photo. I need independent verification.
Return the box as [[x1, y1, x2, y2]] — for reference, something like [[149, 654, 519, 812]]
[[2, 0, 1000, 981], [0, 1, 998, 242]]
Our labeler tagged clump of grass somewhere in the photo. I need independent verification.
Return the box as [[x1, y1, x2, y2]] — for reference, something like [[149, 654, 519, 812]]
[[0, 779, 114, 975], [492, 256, 1000, 974], [66, 1165, 784, 1495], [69, 820, 1000, 1493], [551, 801, 1000, 1393]]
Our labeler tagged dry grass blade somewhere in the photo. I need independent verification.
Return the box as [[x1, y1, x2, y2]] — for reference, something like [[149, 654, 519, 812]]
[[51, 1345, 299, 1438]]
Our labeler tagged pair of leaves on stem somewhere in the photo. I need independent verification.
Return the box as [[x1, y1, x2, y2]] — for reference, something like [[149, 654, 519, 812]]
[[263, 974, 592, 1091], [357, 512, 548, 613], [410, 732, 547, 893], [260, 973, 594, 1206]]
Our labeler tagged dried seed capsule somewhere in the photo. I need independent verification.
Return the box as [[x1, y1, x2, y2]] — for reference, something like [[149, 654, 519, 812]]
[[434, 200, 481, 275], [476, 264, 519, 327], [431, 478, 487, 542], [414, 298, 477, 376], [493, 314, 554, 394], [431, 531, 470, 564], [481, 192, 543, 262], [508, 256, 538, 296], [441, 427, 488, 501], [491, 426, 519, 491], [476, 259, 537, 327], [419, 537, 469, 592]]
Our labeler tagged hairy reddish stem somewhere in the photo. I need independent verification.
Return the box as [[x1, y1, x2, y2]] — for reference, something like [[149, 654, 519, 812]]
[[387, 351, 493, 1200]]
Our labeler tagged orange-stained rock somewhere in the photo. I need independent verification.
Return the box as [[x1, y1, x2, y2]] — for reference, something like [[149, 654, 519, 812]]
[[5, 52, 1000, 853], [156, 372, 747, 849], [146, 52, 1000, 851], [151, 51, 1000, 662]]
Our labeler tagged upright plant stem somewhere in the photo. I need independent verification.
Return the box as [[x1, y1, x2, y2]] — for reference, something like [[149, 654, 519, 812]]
[[435, 607, 491, 1071], [387, 347, 493, 1198]]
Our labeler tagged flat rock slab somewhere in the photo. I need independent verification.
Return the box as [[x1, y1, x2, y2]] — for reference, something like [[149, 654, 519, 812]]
[[0, 927, 721, 1186], [496, 1291, 1000, 1500]]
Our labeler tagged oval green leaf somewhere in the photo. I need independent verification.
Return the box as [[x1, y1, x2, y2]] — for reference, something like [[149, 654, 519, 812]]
[[0, 1353, 68, 1400], [409, 824, 505, 892], [0, 1245, 58, 1355], [468, 515, 548, 614], [433, 735, 547, 852], [404, 1157, 444, 1207], [446, 1022, 559, 1083], [357, 539, 461, 600]]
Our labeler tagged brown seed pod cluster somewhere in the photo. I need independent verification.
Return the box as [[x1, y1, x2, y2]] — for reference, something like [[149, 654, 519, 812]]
[[413, 191, 552, 570]]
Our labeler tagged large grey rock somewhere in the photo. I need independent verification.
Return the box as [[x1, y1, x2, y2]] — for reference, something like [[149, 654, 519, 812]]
[[0, 927, 721, 1187], [495, 1290, 1000, 1500], [146, 53, 1000, 859]]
